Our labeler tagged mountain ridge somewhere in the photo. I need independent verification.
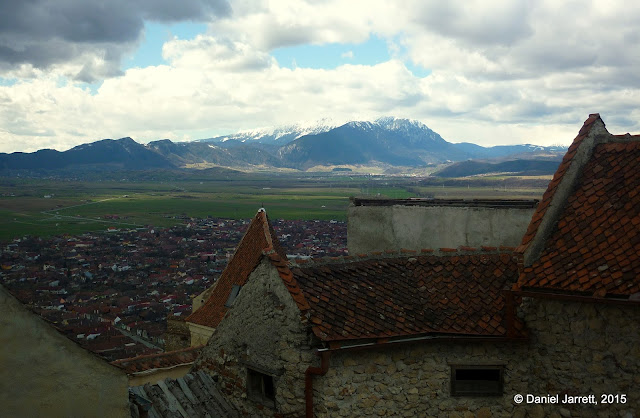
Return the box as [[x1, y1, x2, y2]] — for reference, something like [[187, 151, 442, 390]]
[[0, 117, 566, 174]]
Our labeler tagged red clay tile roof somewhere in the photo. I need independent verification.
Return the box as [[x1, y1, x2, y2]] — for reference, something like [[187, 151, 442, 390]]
[[186, 209, 288, 328], [112, 345, 203, 374], [291, 251, 525, 342], [518, 114, 601, 253], [515, 139, 640, 297]]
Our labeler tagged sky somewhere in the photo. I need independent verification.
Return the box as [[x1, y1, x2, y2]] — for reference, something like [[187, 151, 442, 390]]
[[1, 0, 639, 153]]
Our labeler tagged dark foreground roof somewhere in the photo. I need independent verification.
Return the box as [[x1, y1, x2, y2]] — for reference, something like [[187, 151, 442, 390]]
[[129, 370, 239, 418]]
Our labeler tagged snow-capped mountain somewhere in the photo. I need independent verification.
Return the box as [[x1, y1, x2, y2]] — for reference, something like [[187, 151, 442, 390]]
[[197, 117, 344, 145], [0, 116, 567, 175]]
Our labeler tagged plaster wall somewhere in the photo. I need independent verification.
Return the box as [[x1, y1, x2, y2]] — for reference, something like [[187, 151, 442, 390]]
[[347, 205, 535, 254], [194, 259, 315, 417], [189, 322, 214, 347], [0, 285, 129, 418], [312, 298, 639, 417]]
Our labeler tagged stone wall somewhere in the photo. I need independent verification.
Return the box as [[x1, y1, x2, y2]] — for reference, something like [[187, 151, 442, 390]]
[[311, 298, 639, 417], [347, 205, 535, 254], [194, 259, 316, 417], [165, 316, 191, 351], [518, 298, 639, 418], [0, 285, 129, 417]]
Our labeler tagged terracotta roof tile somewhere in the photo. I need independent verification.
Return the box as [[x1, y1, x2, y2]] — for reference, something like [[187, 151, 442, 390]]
[[515, 140, 640, 297], [292, 252, 524, 342], [186, 209, 288, 328]]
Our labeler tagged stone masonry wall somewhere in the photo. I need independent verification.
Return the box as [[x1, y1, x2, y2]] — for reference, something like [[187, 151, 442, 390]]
[[165, 316, 190, 351], [312, 298, 639, 418], [194, 259, 316, 417], [519, 298, 639, 418], [313, 341, 530, 417]]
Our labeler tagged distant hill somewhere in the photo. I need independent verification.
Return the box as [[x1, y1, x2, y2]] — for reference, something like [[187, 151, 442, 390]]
[[0, 117, 567, 174], [434, 159, 562, 177], [0, 137, 173, 171], [452, 142, 566, 159]]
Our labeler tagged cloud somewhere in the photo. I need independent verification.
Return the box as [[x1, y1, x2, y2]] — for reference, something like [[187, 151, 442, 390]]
[[341, 51, 354, 59], [0, 0, 230, 82], [2, 0, 640, 154]]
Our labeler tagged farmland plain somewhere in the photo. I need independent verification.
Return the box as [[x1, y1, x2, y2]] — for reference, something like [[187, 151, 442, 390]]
[[0, 172, 550, 241]]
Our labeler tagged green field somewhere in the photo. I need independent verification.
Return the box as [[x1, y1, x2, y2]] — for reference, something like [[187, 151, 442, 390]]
[[0, 172, 549, 241]]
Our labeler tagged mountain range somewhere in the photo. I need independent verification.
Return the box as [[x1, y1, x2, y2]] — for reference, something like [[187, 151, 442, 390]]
[[0, 117, 566, 176]]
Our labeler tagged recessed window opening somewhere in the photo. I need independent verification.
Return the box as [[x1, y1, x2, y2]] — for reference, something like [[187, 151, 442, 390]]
[[247, 368, 276, 406], [225, 284, 242, 307], [451, 365, 503, 396]]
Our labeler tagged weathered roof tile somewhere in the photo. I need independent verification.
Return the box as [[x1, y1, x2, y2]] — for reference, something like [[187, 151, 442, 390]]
[[515, 131, 640, 298], [292, 251, 524, 342]]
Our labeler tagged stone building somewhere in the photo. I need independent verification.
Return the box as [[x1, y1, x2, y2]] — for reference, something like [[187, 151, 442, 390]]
[[190, 114, 639, 417], [0, 284, 130, 417], [347, 198, 538, 253]]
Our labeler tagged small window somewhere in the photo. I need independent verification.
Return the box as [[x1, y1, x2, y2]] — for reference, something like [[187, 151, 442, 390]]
[[225, 285, 242, 307], [247, 368, 276, 406], [451, 365, 503, 396]]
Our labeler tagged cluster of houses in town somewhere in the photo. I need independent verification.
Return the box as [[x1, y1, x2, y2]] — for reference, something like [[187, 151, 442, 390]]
[[0, 217, 347, 362], [1, 114, 638, 417]]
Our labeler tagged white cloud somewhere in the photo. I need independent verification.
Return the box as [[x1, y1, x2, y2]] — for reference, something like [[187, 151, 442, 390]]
[[341, 51, 354, 59], [1, 0, 640, 153]]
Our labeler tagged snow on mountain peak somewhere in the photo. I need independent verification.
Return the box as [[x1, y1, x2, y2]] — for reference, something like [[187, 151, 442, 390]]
[[200, 116, 435, 145]]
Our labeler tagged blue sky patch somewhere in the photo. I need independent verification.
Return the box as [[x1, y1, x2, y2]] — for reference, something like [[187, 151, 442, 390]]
[[271, 35, 430, 78], [123, 22, 208, 70], [0, 77, 17, 87], [272, 36, 390, 69]]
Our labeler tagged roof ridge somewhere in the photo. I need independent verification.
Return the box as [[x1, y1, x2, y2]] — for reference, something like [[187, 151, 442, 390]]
[[257, 208, 274, 249], [517, 114, 609, 265], [288, 246, 517, 268], [186, 209, 287, 327]]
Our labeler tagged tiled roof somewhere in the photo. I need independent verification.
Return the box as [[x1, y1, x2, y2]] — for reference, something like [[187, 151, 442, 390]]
[[112, 345, 203, 374], [129, 370, 239, 418], [518, 114, 601, 253], [186, 209, 287, 328], [515, 139, 640, 297], [291, 250, 525, 342]]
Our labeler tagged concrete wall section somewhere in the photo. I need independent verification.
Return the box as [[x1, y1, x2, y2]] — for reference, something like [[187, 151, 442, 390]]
[[194, 259, 315, 417], [348, 205, 535, 253], [0, 285, 129, 418]]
